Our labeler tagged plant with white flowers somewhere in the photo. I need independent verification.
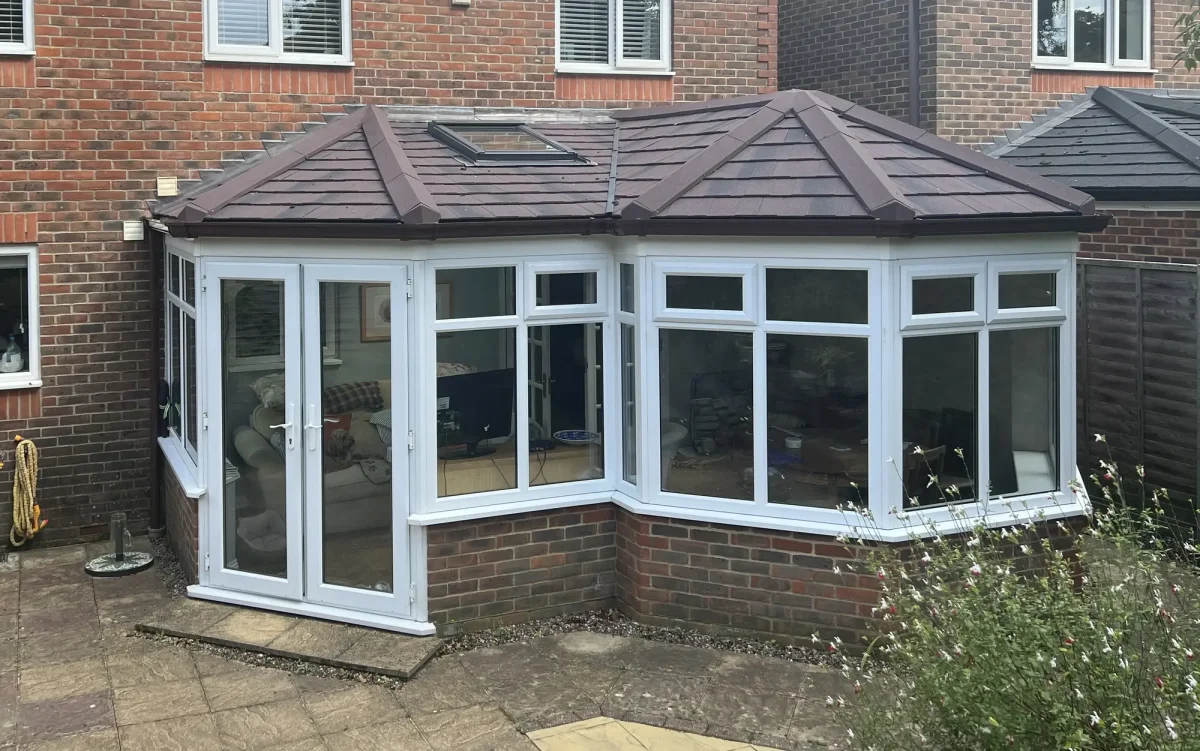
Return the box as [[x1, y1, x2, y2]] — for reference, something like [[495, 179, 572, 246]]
[[830, 436, 1200, 750]]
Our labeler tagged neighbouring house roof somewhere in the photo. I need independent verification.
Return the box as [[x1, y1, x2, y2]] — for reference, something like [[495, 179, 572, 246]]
[[984, 87, 1200, 202], [155, 90, 1106, 240]]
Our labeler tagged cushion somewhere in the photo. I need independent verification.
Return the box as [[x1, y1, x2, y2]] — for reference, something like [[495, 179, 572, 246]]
[[250, 405, 285, 442], [369, 409, 392, 446], [250, 373, 285, 409], [233, 426, 282, 469], [348, 411, 388, 459]]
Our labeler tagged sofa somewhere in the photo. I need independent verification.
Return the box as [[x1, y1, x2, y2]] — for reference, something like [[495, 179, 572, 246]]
[[231, 378, 395, 536]]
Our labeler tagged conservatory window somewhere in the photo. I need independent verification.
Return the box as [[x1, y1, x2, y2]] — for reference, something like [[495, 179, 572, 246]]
[[205, 0, 351, 65], [990, 328, 1059, 498], [1034, 0, 1150, 68], [165, 250, 198, 462], [556, 0, 671, 73], [618, 261, 637, 486], [765, 268, 868, 325], [0, 245, 38, 390]]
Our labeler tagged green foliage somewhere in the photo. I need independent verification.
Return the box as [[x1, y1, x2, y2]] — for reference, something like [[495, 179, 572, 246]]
[[827, 438, 1200, 750], [1177, 2, 1200, 71]]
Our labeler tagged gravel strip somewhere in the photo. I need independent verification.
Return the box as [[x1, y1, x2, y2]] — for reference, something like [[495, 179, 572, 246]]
[[149, 534, 190, 598], [439, 608, 837, 667]]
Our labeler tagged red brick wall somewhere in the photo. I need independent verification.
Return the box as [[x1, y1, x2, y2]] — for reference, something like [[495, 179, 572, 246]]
[[427, 505, 617, 634], [163, 465, 199, 584], [0, 0, 776, 545], [1080, 210, 1200, 264]]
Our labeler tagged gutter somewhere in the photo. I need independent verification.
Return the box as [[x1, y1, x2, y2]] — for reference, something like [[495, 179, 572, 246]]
[[147, 225, 165, 536]]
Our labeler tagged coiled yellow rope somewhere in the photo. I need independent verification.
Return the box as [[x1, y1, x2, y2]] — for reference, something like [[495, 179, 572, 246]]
[[9, 436, 45, 547]]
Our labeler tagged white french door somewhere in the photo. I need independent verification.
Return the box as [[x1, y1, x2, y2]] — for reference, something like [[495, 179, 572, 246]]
[[203, 261, 410, 619]]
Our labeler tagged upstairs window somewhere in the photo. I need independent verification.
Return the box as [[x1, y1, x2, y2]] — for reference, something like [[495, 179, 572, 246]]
[[557, 0, 671, 73], [205, 0, 350, 65], [0, 0, 33, 55], [1034, 0, 1150, 68]]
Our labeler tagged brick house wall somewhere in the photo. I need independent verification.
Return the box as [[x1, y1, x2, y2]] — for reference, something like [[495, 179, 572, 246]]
[[1079, 210, 1200, 264], [163, 467, 199, 583], [779, 0, 1200, 143], [0, 0, 777, 545]]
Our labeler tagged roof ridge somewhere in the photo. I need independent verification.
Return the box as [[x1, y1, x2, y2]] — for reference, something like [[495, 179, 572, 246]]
[[610, 91, 782, 122], [1091, 86, 1200, 173], [840, 102, 1095, 215], [177, 107, 371, 223], [981, 92, 1094, 156], [792, 90, 918, 221], [621, 96, 790, 220], [362, 106, 441, 225]]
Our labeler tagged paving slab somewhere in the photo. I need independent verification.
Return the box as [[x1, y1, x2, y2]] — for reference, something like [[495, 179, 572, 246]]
[[137, 601, 442, 679]]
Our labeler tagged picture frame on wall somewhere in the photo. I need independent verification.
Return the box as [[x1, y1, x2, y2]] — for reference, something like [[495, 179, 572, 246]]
[[360, 284, 392, 342]]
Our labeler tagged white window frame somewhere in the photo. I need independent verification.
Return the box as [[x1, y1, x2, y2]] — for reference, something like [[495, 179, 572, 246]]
[[164, 248, 200, 467], [988, 257, 1070, 324], [1031, 0, 1152, 71], [526, 260, 609, 320], [0, 0, 34, 55], [616, 257, 640, 495], [901, 261, 986, 330], [653, 261, 757, 326], [203, 0, 353, 66], [555, 0, 673, 75], [0, 244, 38, 390]]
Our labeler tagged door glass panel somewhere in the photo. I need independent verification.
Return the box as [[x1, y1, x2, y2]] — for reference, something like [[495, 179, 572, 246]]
[[222, 279, 288, 578], [319, 282, 393, 593], [659, 329, 753, 500], [528, 323, 604, 485], [437, 328, 518, 496]]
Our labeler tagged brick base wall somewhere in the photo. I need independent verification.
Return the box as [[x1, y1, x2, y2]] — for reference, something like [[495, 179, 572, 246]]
[[1080, 210, 1200, 264], [163, 463, 199, 584]]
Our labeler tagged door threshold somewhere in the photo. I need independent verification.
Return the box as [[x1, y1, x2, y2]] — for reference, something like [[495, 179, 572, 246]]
[[188, 585, 438, 636]]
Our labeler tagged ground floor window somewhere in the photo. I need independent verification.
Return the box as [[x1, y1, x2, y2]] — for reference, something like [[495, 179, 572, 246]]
[[0, 246, 37, 389], [165, 250, 198, 460]]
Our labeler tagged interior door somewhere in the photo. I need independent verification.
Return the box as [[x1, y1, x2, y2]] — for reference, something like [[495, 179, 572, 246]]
[[204, 262, 304, 601], [302, 265, 410, 617]]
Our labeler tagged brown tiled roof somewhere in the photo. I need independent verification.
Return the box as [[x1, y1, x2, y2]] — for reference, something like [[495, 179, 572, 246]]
[[157, 91, 1106, 238]]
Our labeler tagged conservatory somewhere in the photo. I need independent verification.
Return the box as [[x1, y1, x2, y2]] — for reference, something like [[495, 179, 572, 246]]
[[152, 91, 1107, 636]]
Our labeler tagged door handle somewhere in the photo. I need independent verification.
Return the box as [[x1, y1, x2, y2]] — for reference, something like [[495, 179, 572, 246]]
[[271, 403, 297, 450], [303, 405, 326, 451]]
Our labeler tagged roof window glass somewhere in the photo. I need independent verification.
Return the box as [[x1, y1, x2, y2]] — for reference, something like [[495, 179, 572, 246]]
[[428, 122, 581, 163]]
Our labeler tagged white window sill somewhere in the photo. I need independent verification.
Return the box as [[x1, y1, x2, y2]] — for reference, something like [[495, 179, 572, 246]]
[[0, 377, 41, 392], [555, 66, 675, 77], [158, 436, 205, 500], [1031, 62, 1156, 74], [0, 48, 34, 57], [203, 52, 354, 68]]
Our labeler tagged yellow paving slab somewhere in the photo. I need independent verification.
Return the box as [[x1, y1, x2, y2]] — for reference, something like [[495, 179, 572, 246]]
[[527, 716, 783, 751]]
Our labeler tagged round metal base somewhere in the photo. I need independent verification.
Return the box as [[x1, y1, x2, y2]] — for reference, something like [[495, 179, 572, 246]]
[[84, 551, 154, 578]]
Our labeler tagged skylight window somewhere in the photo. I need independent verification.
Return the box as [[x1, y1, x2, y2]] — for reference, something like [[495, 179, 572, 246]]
[[428, 122, 582, 164]]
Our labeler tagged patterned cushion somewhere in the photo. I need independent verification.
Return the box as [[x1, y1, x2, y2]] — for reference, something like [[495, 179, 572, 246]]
[[322, 381, 384, 414]]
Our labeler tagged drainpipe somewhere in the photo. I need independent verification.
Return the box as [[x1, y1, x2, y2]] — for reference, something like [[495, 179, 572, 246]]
[[148, 225, 165, 537], [908, 0, 921, 127]]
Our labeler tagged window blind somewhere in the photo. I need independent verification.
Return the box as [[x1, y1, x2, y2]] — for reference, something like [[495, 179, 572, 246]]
[[217, 0, 269, 47], [560, 0, 610, 64], [621, 0, 661, 60], [0, 0, 24, 45], [283, 0, 342, 55]]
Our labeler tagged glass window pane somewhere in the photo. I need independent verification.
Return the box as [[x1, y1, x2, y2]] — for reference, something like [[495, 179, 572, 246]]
[[1074, 0, 1106, 63], [435, 267, 515, 319], [912, 276, 974, 315], [283, 0, 344, 56], [218, 0, 270, 47], [559, 0, 610, 64], [1037, 0, 1067, 56], [528, 324, 604, 485], [437, 328, 517, 497], [990, 328, 1059, 497], [1119, 0, 1144, 59], [221, 279, 287, 578], [621, 0, 663, 61], [766, 268, 868, 324], [169, 305, 182, 436], [999, 272, 1057, 309], [168, 253, 180, 296], [665, 275, 743, 311], [621, 323, 637, 484], [319, 282, 393, 592], [902, 333, 978, 507], [660, 329, 753, 501], [183, 259, 196, 307], [232, 281, 283, 359], [185, 313, 198, 456], [0, 258, 30, 374], [535, 272, 597, 306], [620, 263, 634, 314], [766, 335, 868, 508]]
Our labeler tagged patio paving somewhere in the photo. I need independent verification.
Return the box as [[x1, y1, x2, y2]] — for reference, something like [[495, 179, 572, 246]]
[[1, 539, 847, 750]]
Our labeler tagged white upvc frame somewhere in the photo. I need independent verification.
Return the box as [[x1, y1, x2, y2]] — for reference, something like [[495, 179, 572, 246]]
[[1031, 0, 1152, 71], [554, 0, 673, 74], [302, 263, 411, 618], [901, 261, 986, 330], [526, 259, 609, 320], [165, 247, 200, 468], [615, 257, 640, 497], [653, 260, 757, 326], [988, 256, 1070, 324], [203, 0, 353, 66], [0, 245, 39, 391], [0, 0, 34, 55], [421, 255, 616, 515]]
